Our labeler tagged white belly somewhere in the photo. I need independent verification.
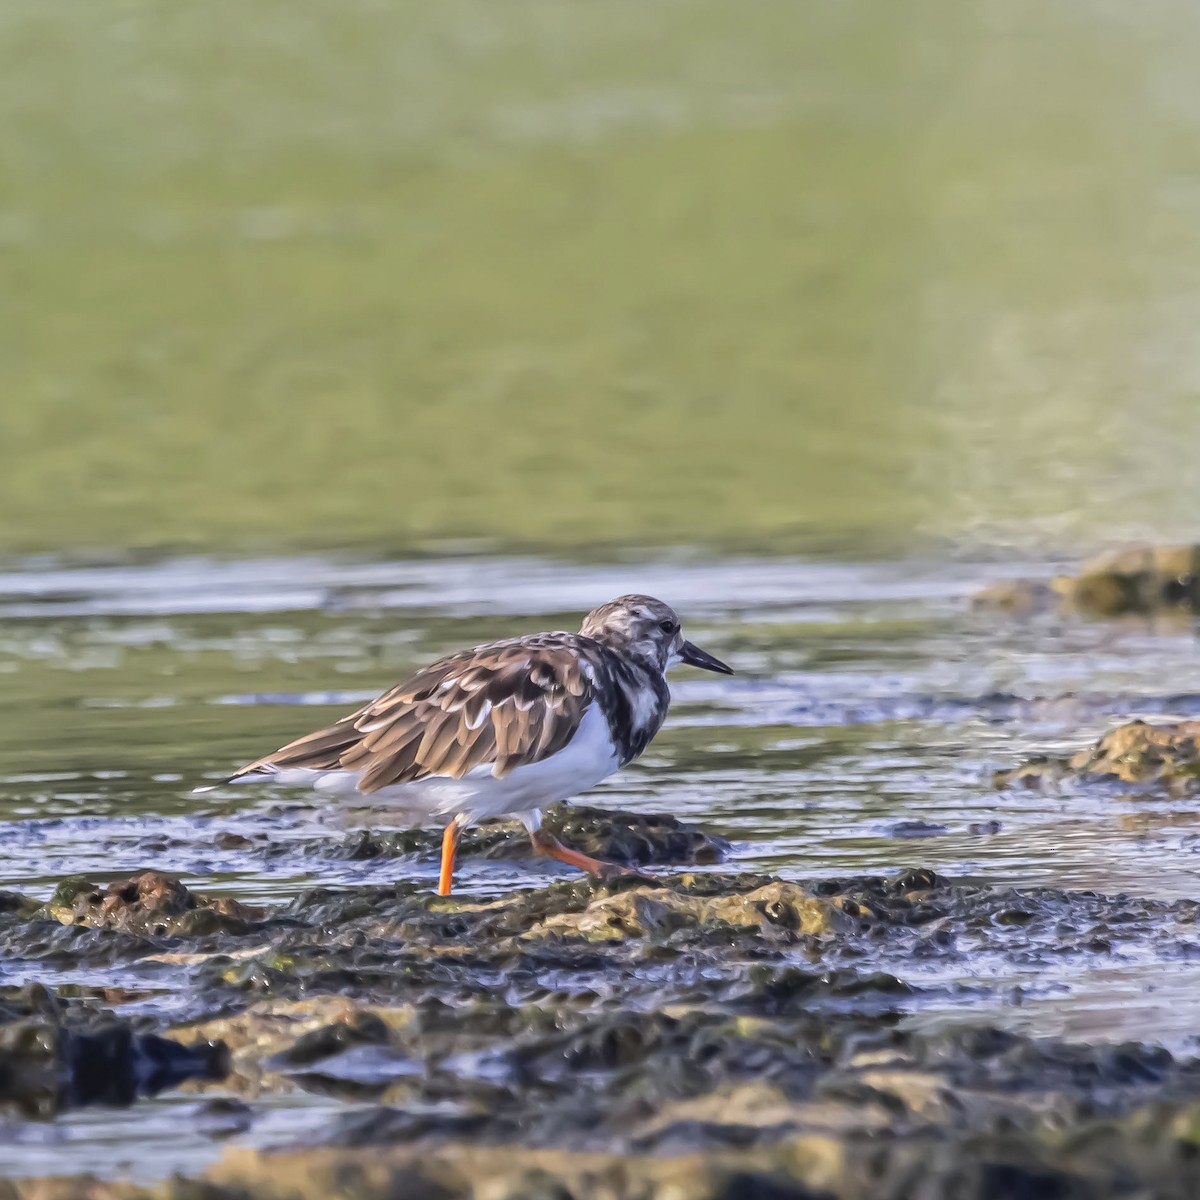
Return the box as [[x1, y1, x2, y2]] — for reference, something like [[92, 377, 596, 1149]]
[[271, 702, 621, 827]]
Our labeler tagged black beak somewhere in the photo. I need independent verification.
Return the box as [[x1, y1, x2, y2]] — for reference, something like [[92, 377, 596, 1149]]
[[678, 639, 734, 675]]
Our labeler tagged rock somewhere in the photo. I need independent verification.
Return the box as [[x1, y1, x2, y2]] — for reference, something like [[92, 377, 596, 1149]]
[[1074, 545, 1200, 616], [996, 720, 1200, 793], [889, 820, 949, 839], [194, 1096, 256, 1139], [213, 831, 254, 851], [521, 803, 729, 866], [1070, 720, 1200, 786], [994, 754, 1066, 789], [533, 878, 846, 941], [970, 579, 1072, 616], [266, 1009, 392, 1067], [278, 803, 730, 868], [11, 868, 1200, 1198], [50, 1098, 1200, 1200], [44, 871, 266, 936], [972, 544, 1200, 619], [168, 997, 393, 1095]]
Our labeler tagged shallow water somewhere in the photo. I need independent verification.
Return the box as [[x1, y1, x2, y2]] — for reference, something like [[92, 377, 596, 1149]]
[[2, 550, 1200, 1178]]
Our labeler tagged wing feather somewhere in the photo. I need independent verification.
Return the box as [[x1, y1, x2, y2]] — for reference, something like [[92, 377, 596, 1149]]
[[417, 712, 461, 771], [222, 635, 598, 794]]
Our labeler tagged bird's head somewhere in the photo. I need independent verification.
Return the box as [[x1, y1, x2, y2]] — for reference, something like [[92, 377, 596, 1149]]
[[580, 594, 733, 677]]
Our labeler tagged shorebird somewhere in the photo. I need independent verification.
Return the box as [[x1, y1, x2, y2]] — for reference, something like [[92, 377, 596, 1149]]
[[200, 595, 732, 894]]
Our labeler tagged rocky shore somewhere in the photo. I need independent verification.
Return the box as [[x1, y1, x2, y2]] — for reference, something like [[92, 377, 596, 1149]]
[[5, 804, 1200, 1199]]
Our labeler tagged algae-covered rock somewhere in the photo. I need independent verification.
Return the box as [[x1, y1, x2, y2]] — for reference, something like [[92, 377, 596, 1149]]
[[170, 866, 1199, 1021], [278, 803, 729, 868], [972, 544, 1200, 620], [993, 753, 1067, 789], [10, 867, 1200, 1199], [531, 877, 860, 941], [506, 803, 729, 866], [169, 871, 923, 1026], [996, 719, 1200, 793], [43, 871, 266, 936], [1074, 544, 1200, 616], [1070, 719, 1200, 787]]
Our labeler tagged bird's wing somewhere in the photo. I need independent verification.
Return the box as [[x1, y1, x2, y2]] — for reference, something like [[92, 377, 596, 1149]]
[[225, 637, 597, 793]]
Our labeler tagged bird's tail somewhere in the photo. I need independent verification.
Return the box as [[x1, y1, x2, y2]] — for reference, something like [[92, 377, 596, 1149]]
[[191, 766, 275, 795]]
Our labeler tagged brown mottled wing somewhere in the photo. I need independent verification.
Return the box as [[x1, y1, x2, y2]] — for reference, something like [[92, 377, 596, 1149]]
[[228, 637, 596, 794]]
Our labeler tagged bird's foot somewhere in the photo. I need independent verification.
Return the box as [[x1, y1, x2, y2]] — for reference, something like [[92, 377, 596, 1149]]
[[593, 860, 656, 886], [529, 830, 655, 885]]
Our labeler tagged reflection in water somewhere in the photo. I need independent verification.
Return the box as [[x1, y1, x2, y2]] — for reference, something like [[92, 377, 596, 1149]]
[[0, 983, 227, 1122]]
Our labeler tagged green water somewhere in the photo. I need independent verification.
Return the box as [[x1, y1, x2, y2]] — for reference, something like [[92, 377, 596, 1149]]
[[3, 0, 1200, 558]]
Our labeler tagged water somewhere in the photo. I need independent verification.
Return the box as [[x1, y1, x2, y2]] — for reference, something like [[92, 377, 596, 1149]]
[[5, 0, 1200, 559], [3, 551, 1200, 1176]]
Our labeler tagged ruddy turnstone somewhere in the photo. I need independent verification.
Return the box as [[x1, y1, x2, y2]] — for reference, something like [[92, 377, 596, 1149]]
[[200, 595, 732, 894]]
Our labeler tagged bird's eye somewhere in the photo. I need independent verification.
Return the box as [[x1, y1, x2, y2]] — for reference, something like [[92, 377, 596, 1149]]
[[659, 619, 678, 634]]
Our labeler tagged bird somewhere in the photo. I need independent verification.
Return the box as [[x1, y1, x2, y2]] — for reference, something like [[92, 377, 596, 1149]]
[[198, 595, 732, 895]]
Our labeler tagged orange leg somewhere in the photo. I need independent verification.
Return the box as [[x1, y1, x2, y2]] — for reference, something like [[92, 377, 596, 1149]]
[[529, 829, 650, 882], [438, 819, 461, 896]]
